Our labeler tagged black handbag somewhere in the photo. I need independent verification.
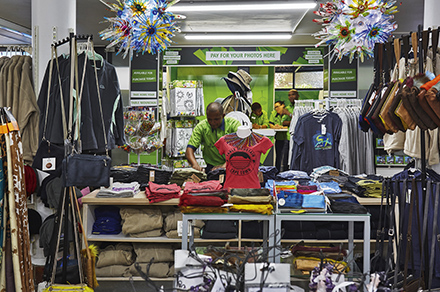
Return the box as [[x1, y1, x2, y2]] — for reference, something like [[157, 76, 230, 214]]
[[63, 153, 111, 187], [33, 140, 65, 172], [62, 39, 111, 188], [33, 46, 65, 173]]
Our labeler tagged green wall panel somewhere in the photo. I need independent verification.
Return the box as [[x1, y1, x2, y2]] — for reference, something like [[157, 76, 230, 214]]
[[170, 66, 275, 119]]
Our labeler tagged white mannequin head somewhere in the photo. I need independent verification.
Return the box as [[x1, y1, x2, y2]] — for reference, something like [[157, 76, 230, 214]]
[[236, 125, 251, 138]]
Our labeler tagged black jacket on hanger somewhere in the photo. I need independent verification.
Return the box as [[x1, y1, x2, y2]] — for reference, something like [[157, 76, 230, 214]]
[[37, 52, 125, 152]]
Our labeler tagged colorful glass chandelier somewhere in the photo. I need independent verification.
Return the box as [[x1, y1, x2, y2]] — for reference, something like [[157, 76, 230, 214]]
[[313, 0, 398, 62], [100, 0, 179, 57]]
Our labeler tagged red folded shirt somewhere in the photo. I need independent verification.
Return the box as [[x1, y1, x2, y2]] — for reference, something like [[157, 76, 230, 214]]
[[179, 193, 227, 207], [184, 181, 222, 194], [146, 182, 181, 203]]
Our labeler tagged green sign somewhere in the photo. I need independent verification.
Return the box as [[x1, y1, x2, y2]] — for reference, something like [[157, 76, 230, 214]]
[[164, 46, 325, 66], [331, 69, 357, 83], [131, 69, 156, 83]]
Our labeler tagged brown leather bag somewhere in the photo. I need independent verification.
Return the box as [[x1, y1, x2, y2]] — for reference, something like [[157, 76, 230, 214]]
[[417, 88, 440, 127], [395, 87, 417, 130], [426, 86, 440, 121], [379, 81, 401, 133]]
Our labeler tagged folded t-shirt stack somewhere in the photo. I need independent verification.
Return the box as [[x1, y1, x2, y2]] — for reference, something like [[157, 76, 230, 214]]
[[145, 182, 181, 203], [258, 166, 278, 187], [169, 169, 207, 186], [207, 168, 226, 184], [183, 181, 222, 194], [92, 206, 122, 235], [120, 207, 163, 237], [356, 179, 382, 198], [179, 190, 229, 213], [96, 182, 140, 198], [201, 220, 237, 239], [296, 184, 318, 194], [137, 165, 173, 185], [228, 188, 274, 215], [129, 243, 174, 278], [276, 170, 310, 184], [95, 243, 134, 277], [111, 164, 173, 190], [163, 208, 204, 238]]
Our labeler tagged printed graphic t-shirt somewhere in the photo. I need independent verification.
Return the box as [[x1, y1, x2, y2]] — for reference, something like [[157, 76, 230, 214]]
[[290, 112, 342, 174], [215, 133, 273, 189]]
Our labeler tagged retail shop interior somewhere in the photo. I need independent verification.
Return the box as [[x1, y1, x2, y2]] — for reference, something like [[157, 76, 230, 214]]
[[1, 0, 440, 292]]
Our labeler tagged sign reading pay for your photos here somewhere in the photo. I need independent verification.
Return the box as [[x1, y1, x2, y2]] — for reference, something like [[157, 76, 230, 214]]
[[206, 51, 281, 61]]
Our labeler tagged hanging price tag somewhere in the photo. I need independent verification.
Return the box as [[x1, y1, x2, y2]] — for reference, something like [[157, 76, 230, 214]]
[[321, 124, 326, 135], [149, 170, 155, 182], [191, 174, 201, 183], [258, 171, 264, 183]]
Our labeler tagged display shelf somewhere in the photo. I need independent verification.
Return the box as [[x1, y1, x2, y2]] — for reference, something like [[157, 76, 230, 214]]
[[86, 234, 183, 243], [181, 213, 276, 261], [96, 277, 174, 281], [274, 212, 370, 283], [353, 195, 382, 206], [279, 239, 368, 244], [81, 190, 179, 205]]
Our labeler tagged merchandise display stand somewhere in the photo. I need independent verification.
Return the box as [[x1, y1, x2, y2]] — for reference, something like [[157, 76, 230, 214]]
[[274, 213, 371, 278], [181, 213, 276, 261]]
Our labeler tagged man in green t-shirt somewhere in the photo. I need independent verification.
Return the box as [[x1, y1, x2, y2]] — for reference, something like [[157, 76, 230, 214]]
[[186, 102, 240, 173], [250, 102, 269, 129], [269, 100, 290, 172], [282, 89, 299, 127]]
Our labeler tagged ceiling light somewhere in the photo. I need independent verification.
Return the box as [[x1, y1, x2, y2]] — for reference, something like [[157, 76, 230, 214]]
[[169, 2, 316, 12], [185, 34, 292, 40]]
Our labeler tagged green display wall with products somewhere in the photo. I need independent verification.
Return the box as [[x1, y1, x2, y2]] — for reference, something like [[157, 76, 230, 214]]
[[274, 90, 320, 107], [169, 66, 275, 120]]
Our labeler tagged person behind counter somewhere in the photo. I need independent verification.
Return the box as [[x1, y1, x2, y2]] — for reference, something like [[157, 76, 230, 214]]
[[269, 100, 289, 172], [250, 102, 269, 129], [282, 89, 299, 127], [186, 102, 241, 173]]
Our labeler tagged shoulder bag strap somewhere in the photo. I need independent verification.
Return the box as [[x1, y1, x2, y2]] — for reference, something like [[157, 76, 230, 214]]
[[394, 38, 401, 70], [41, 46, 55, 142], [385, 41, 393, 83], [73, 38, 91, 153], [432, 29, 439, 72], [413, 177, 425, 285], [421, 180, 432, 260], [422, 29, 430, 65], [428, 182, 440, 290], [67, 36, 76, 142], [403, 178, 415, 288], [385, 179, 396, 272], [49, 188, 68, 283], [90, 39, 109, 156], [394, 178, 406, 288], [411, 32, 419, 66], [53, 47, 68, 142]]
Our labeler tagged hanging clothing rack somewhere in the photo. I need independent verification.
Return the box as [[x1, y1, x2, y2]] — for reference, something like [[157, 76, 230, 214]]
[[0, 45, 32, 56]]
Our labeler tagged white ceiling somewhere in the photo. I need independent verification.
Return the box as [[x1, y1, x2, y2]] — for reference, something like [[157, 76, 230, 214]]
[[0, 0, 426, 47]]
